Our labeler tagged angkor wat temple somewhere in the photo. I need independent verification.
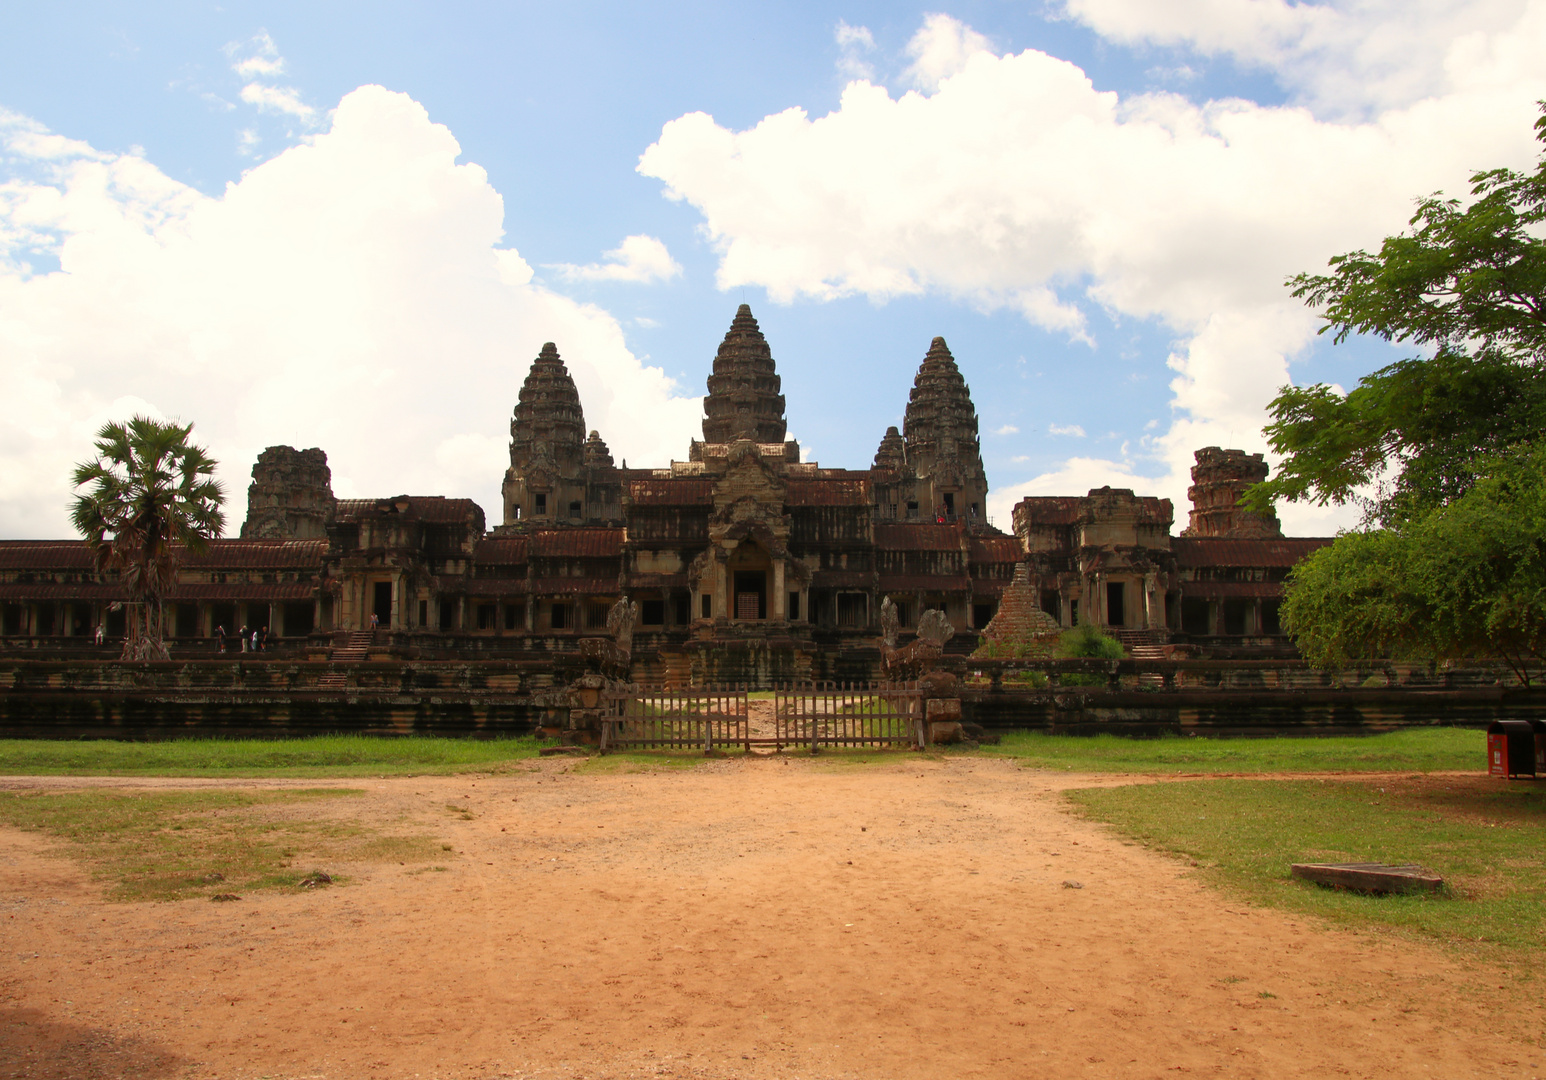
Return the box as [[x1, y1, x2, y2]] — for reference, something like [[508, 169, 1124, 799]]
[[0, 306, 1328, 684]]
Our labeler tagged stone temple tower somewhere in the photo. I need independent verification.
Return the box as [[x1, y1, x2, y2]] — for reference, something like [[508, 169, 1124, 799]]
[[900, 337, 988, 523], [240, 446, 335, 539], [701, 305, 788, 444], [502, 342, 589, 525], [1181, 447, 1282, 538]]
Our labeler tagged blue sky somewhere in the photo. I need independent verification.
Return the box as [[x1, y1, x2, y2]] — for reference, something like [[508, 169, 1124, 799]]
[[2, 2, 1543, 538]]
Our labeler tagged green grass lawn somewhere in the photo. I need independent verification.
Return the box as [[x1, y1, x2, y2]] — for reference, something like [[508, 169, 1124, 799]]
[[0, 787, 448, 901], [0, 734, 544, 777], [1068, 775, 1546, 960], [985, 727, 1481, 773]]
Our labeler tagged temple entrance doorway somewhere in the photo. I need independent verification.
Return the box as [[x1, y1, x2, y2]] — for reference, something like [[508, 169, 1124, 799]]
[[372, 581, 393, 629], [728, 540, 771, 621], [1106, 581, 1125, 627]]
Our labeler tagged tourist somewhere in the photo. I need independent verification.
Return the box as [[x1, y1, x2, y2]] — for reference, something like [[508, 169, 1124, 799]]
[[370, 612, 379, 631], [239, 624, 249, 652], [259, 626, 268, 652], [94, 622, 104, 646], [251, 626, 260, 653], [215, 625, 226, 653]]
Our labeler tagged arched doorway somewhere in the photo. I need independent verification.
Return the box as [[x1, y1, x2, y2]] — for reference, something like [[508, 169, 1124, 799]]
[[727, 539, 771, 621]]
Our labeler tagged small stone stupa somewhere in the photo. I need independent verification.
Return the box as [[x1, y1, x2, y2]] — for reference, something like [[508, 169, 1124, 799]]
[[974, 563, 1061, 658]]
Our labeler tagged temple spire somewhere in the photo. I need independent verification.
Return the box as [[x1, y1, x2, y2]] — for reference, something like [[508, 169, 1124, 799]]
[[903, 336, 981, 464], [701, 304, 787, 443], [509, 342, 586, 473]]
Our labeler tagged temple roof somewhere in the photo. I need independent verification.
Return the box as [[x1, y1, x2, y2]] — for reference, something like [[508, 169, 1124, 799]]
[[702, 305, 787, 444]]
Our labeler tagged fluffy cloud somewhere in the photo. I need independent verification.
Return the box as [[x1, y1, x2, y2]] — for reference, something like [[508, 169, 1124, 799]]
[[639, 6, 1546, 535], [548, 234, 682, 284], [0, 86, 702, 537], [1062, 0, 1531, 116], [835, 21, 877, 81], [904, 13, 993, 92], [1048, 423, 1086, 438], [226, 31, 316, 126]]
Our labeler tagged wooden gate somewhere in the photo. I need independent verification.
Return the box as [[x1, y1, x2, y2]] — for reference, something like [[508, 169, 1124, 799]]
[[772, 681, 922, 752], [599, 687, 748, 752]]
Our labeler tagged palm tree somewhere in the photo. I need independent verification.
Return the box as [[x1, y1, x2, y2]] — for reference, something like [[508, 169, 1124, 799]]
[[71, 417, 226, 661]]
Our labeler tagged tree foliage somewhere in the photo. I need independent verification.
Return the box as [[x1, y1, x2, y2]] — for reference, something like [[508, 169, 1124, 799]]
[[1248, 103, 1546, 524], [71, 417, 225, 662], [1282, 446, 1546, 684]]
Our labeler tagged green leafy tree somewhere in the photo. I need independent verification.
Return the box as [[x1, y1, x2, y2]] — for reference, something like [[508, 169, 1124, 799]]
[[71, 417, 225, 661], [1248, 103, 1546, 524], [1283, 446, 1546, 684]]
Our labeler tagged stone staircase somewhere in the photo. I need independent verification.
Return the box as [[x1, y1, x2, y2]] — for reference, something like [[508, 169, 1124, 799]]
[[1111, 628, 1167, 660], [318, 630, 374, 689]]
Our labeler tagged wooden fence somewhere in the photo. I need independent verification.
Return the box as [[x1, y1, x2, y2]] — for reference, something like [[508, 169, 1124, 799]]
[[599, 687, 748, 752], [773, 681, 922, 752]]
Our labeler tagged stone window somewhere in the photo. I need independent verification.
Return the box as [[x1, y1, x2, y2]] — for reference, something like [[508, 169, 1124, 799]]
[[674, 595, 690, 624], [1261, 599, 1282, 635], [588, 602, 609, 629], [0, 604, 19, 635], [1181, 597, 1210, 635], [511, 504, 522, 520], [504, 603, 524, 630], [476, 604, 496, 630], [535, 493, 547, 515], [439, 601, 456, 631], [419, 599, 428, 627], [906, 501, 919, 519], [701, 594, 712, 619], [641, 599, 665, 626], [837, 593, 867, 627], [284, 602, 314, 636], [550, 602, 568, 630], [569, 501, 582, 518], [894, 600, 910, 627], [1223, 599, 1250, 635], [788, 592, 800, 621]]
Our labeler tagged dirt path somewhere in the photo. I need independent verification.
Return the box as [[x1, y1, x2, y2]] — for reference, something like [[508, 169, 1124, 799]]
[[0, 756, 1541, 1080]]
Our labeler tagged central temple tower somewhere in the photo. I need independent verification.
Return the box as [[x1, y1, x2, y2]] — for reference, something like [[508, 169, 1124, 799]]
[[701, 304, 788, 444]]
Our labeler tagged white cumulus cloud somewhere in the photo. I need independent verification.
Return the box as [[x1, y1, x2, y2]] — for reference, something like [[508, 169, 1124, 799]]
[[547, 234, 683, 284], [639, 7, 1546, 535], [835, 21, 877, 81], [0, 86, 702, 538], [904, 13, 994, 92], [1048, 423, 1086, 437], [993, 424, 1020, 435]]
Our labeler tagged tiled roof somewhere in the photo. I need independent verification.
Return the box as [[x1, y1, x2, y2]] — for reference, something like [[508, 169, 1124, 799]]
[[628, 479, 713, 505], [0, 539, 325, 572], [0, 582, 314, 601], [334, 496, 486, 523], [474, 537, 530, 564], [786, 478, 872, 506], [185, 540, 327, 568], [529, 529, 625, 558], [968, 536, 1022, 563], [873, 523, 966, 551], [1172, 537, 1332, 569], [0, 541, 96, 570]]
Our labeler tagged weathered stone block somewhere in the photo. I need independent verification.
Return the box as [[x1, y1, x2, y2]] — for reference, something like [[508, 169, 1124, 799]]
[[926, 697, 962, 722], [929, 721, 963, 744]]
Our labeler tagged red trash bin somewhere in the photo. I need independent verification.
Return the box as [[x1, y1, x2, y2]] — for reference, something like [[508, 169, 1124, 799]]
[[1488, 720, 1537, 778]]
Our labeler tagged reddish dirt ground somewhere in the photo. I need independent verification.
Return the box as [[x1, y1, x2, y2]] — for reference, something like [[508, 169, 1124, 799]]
[[0, 755, 1542, 1080]]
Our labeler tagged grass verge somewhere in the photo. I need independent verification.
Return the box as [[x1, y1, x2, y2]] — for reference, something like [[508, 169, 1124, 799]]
[[1067, 775, 1546, 960], [0, 734, 543, 777], [986, 727, 1480, 773], [0, 787, 446, 901]]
